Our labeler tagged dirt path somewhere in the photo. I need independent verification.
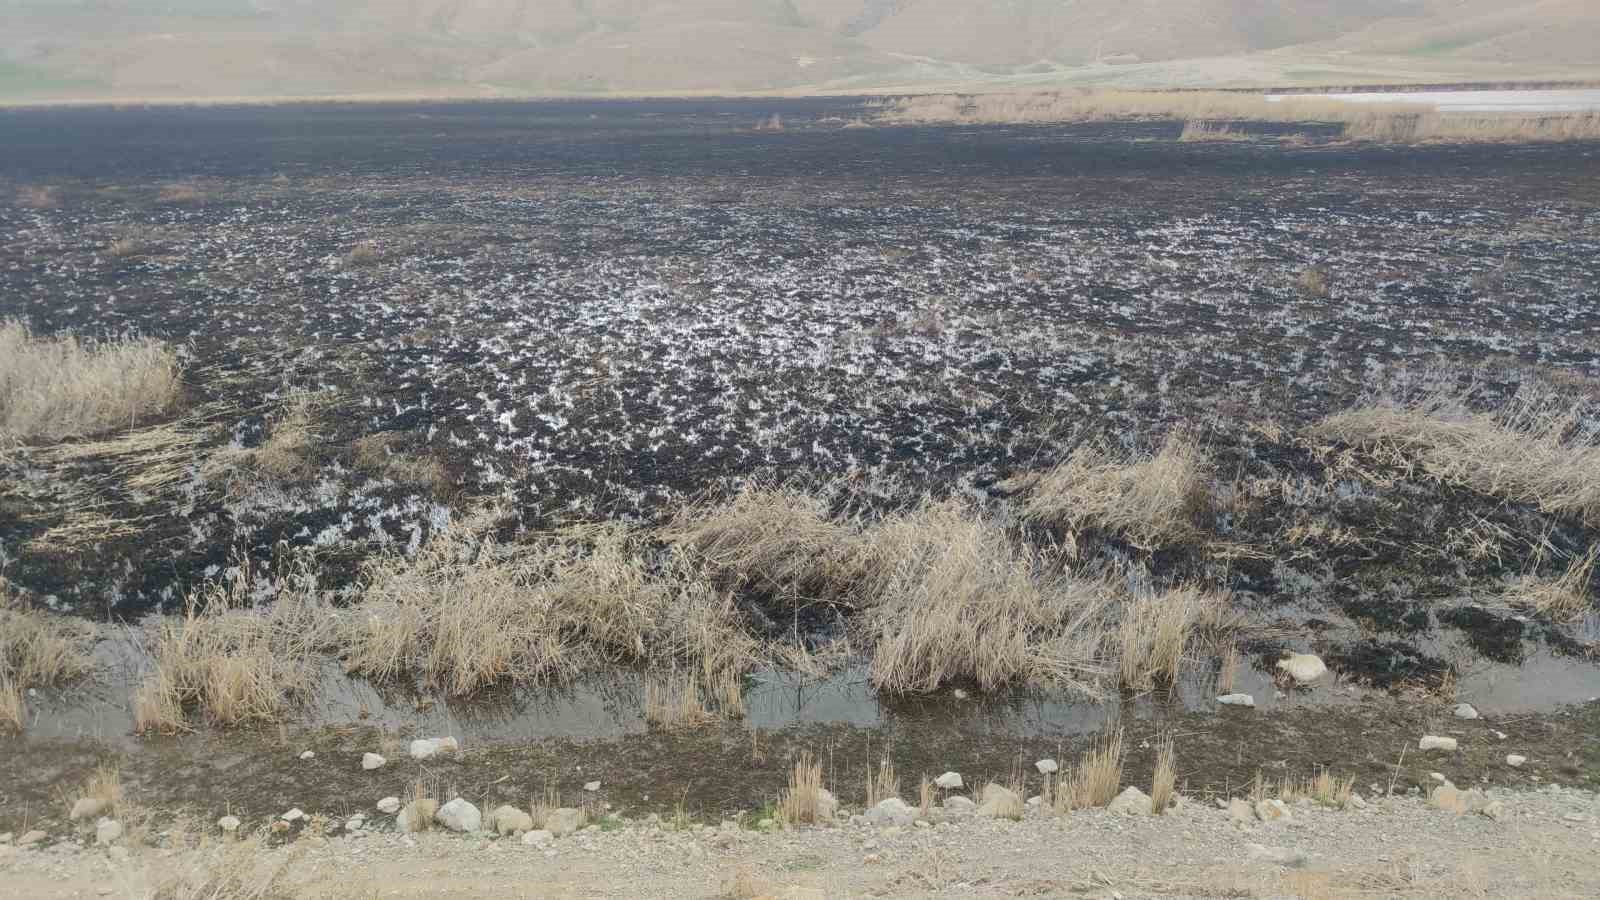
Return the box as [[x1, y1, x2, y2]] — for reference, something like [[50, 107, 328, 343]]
[[5, 786, 1599, 899]]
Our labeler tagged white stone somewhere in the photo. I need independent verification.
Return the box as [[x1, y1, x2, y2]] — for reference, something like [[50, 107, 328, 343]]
[[361, 753, 387, 771], [95, 819, 122, 846], [1419, 735, 1459, 752], [1034, 759, 1059, 775], [1507, 754, 1527, 768], [491, 805, 533, 836], [217, 816, 241, 833], [70, 798, 110, 821], [934, 772, 964, 789], [1429, 772, 1447, 783], [1254, 799, 1291, 822], [409, 737, 459, 760], [1217, 693, 1256, 707], [376, 796, 401, 814], [281, 808, 305, 822], [521, 829, 554, 847], [1246, 843, 1309, 868], [943, 796, 976, 815], [1276, 653, 1327, 684], [436, 798, 482, 833], [1107, 786, 1151, 816], [864, 797, 917, 827], [299, 750, 315, 760], [583, 781, 601, 792], [1453, 703, 1479, 719]]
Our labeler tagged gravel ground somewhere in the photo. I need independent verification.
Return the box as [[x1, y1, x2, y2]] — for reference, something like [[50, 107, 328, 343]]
[[4, 786, 1599, 898]]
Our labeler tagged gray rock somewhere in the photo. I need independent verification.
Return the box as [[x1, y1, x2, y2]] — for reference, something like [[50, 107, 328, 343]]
[[217, 815, 241, 833], [1430, 785, 1489, 814], [978, 784, 1024, 819], [1481, 801, 1507, 821], [436, 798, 482, 833], [943, 796, 977, 815], [361, 753, 387, 771], [491, 805, 533, 836], [583, 781, 601, 792], [1246, 843, 1309, 868], [280, 808, 305, 822], [408, 737, 459, 760], [1349, 794, 1368, 810], [865, 797, 918, 826], [1507, 754, 1527, 768], [107, 845, 130, 862], [70, 798, 110, 821], [1228, 798, 1256, 824], [95, 819, 122, 846], [1276, 653, 1327, 684], [1453, 703, 1479, 720], [1419, 735, 1459, 752], [545, 807, 585, 837], [397, 799, 438, 833], [521, 829, 554, 847], [1107, 786, 1151, 816], [299, 750, 315, 761], [1254, 799, 1291, 822], [1034, 759, 1059, 775], [1217, 693, 1256, 707], [376, 796, 401, 815], [934, 772, 964, 789], [18, 830, 46, 846]]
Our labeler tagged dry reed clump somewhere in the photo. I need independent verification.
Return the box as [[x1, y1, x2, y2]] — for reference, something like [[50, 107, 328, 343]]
[[875, 90, 1426, 127], [71, 762, 125, 818], [1315, 389, 1600, 525], [1179, 120, 1249, 142], [776, 750, 827, 826], [865, 755, 899, 807], [148, 838, 299, 900], [1499, 544, 1598, 623], [663, 485, 861, 599], [1117, 585, 1228, 693], [854, 498, 1114, 694], [1012, 433, 1212, 548], [339, 521, 756, 696], [0, 677, 22, 732], [0, 319, 182, 443], [351, 432, 450, 495], [132, 553, 331, 732], [1343, 111, 1600, 144], [1055, 727, 1125, 812], [0, 581, 95, 690], [642, 671, 714, 729], [1297, 266, 1331, 298], [1150, 732, 1176, 814]]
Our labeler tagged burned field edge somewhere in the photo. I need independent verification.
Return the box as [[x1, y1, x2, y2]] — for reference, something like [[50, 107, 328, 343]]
[[1, 103, 1599, 789]]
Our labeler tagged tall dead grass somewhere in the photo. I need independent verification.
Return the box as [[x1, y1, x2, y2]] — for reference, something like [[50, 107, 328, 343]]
[[133, 553, 331, 732], [1343, 111, 1600, 143], [1150, 732, 1176, 814], [1, 579, 93, 729], [1316, 390, 1600, 525], [1179, 121, 1248, 143], [875, 90, 1408, 126], [777, 750, 827, 826], [1500, 544, 1598, 623], [339, 521, 756, 696], [1055, 727, 1125, 812], [1118, 585, 1227, 693], [663, 485, 860, 599], [642, 671, 715, 729], [1012, 433, 1211, 548], [0, 319, 181, 443], [856, 499, 1114, 694]]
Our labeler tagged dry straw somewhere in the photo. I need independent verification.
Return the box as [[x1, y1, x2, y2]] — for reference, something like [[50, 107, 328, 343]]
[[1, 319, 181, 443]]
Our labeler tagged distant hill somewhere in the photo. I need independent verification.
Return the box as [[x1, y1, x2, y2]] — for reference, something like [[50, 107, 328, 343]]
[[1, 0, 1597, 101]]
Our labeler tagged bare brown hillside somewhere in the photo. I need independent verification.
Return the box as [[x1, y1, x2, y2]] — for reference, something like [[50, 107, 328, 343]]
[[0, 1, 1596, 102]]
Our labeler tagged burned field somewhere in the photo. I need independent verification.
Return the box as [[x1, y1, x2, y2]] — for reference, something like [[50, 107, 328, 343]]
[[2, 97, 1600, 766]]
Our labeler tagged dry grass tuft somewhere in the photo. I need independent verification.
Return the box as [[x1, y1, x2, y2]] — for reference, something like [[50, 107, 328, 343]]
[[721, 866, 773, 900], [918, 773, 935, 818], [1012, 433, 1211, 548], [1118, 584, 1227, 693], [1297, 266, 1331, 298], [1, 582, 95, 691], [856, 498, 1113, 694], [0, 319, 182, 443], [777, 750, 826, 826], [865, 755, 899, 808], [1179, 120, 1248, 142], [982, 782, 1026, 820], [72, 762, 124, 818], [343, 243, 382, 267], [149, 838, 299, 900], [1316, 389, 1600, 525], [1305, 768, 1356, 809], [340, 520, 755, 696], [1150, 732, 1176, 814], [664, 485, 860, 599], [133, 553, 330, 732], [351, 432, 450, 494], [1057, 727, 1124, 812], [643, 671, 714, 730], [0, 675, 22, 732], [157, 183, 206, 204], [1500, 544, 1598, 623], [15, 185, 58, 209], [1343, 111, 1600, 144]]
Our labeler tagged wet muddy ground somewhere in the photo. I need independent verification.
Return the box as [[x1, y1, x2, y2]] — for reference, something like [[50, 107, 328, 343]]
[[3, 98, 1600, 821]]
